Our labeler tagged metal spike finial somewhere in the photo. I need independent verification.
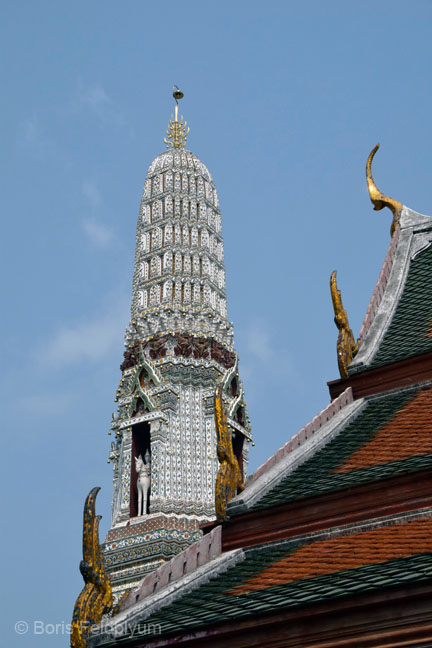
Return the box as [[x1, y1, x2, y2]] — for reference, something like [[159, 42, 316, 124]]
[[164, 86, 189, 149]]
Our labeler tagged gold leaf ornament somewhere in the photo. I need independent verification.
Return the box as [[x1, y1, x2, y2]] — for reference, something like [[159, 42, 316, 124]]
[[71, 488, 127, 647], [214, 385, 244, 522], [330, 270, 359, 380], [366, 143, 402, 237], [163, 86, 189, 149]]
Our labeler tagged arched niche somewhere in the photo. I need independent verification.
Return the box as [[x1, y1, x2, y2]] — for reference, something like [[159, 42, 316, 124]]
[[130, 421, 151, 517], [232, 430, 245, 482]]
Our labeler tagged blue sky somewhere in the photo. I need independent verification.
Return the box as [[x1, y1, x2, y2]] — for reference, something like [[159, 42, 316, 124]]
[[3, 1, 432, 644]]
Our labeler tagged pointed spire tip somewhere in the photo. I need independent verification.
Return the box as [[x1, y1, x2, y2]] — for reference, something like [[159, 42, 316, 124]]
[[164, 86, 189, 150]]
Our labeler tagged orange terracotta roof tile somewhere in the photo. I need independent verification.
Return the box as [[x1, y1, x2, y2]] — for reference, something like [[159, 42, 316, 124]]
[[334, 388, 432, 473], [228, 517, 432, 595]]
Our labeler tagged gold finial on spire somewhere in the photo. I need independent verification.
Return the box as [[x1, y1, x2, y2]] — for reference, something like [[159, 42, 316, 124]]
[[164, 86, 189, 149], [366, 143, 402, 237]]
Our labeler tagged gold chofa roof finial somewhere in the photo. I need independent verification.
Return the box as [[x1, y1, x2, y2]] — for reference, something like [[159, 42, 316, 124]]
[[164, 86, 189, 149], [330, 270, 359, 380], [71, 488, 129, 647], [366, 143, 402, 237], [214, 384, 244, 522]]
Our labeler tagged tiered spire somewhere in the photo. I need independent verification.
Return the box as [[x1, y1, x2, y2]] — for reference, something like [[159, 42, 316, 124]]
[[103, 88, 251, 598]]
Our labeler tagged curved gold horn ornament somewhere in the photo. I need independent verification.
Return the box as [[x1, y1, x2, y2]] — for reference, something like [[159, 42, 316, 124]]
[[71, 488, 129, 648], [330, 270, 359, 380], [366, 143, 402, 236], [214, 384, 244, 522]]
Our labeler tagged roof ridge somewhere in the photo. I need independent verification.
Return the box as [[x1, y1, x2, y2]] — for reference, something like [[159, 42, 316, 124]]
[[92, 545, 244, 642], [120, 526, 222, 611], [248, 387, 354, 484], [349, 206, 432, 374], [228, 393, 365, 516], [358, 224, 400, 341]]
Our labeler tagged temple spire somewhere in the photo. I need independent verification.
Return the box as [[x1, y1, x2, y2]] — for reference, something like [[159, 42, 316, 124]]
[[164, 86, 189, 149], [104, 113, 252, 598]]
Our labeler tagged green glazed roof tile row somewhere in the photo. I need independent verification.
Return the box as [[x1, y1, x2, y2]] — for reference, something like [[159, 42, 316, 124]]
[[368, 243, 432, 369], [108, 551, 432, 644], [248, 385, 432, 512]]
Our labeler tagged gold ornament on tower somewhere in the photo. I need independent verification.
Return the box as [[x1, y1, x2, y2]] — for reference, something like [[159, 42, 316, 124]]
[[164, 86, 190, 149], [214, 384, 244, 522]]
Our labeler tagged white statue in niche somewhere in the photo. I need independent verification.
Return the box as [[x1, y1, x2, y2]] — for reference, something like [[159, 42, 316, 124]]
[[135, 450, 151, 517]]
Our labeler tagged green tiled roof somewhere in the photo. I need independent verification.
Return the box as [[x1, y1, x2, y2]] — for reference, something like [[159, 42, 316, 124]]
[[369, 244, 432, 369], [105, 544, 432, 644], [248, 385, 432, 512]]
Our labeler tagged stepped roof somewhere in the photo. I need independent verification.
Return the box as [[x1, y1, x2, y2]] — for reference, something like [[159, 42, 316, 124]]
[[90, 512, 432, 646], [229, 382, 432, 516]]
